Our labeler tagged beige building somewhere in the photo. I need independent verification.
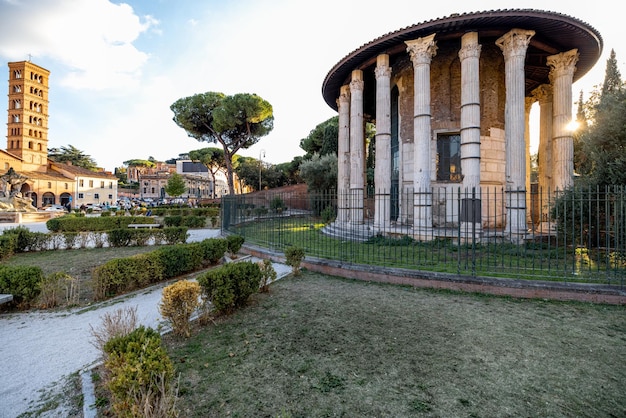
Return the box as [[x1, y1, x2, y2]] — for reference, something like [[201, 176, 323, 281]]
[[322, 9, 602, 241], [4, 60, 117, 209]]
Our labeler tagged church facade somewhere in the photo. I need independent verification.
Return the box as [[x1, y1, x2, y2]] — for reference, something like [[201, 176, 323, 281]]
[[4, 60, 118, 209], [321, 9, 602, 242]]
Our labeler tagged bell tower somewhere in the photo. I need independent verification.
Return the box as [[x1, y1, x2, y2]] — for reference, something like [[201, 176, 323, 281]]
[[6, 60, 50, 172]]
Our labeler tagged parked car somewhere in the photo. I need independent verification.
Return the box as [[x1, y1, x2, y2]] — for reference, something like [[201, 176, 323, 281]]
[[42, 204, 66, 212], [84, 204, 102, 212]]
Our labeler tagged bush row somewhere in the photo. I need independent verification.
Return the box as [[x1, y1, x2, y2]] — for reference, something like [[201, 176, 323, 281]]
[[92, 237, 231, 300], [163, 215, 207, 228], [0, 227, 188, 260], [150, 207, 219, 218], [46, 215, 156, 232]]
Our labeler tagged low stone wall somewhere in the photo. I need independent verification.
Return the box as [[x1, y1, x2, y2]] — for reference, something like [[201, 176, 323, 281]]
[[241, 244, 626, 305]]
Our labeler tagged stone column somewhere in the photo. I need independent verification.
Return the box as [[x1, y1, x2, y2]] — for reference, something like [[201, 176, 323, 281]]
[[406, 34, 437, 237], [459, 32, 482, 238], [496, 28, 535, 242], [525, 96, 535, 226], [336, 85, 351, 224], [532, 84, 553, 228], [349, 70, 365, 225], [547, 49, 579, 192], [374, 54, 392, 232]]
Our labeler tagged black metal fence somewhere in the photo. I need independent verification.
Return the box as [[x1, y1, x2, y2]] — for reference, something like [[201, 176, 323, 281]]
[[221, 185, 625, 287]]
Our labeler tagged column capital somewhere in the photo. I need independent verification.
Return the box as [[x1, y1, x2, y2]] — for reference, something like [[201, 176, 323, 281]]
[[337, 84, 350, 108], [496, 29, 535, 59], [375, 54, 392, 79], [531, 84, 552, 104], [349, 69, 364, 92], [547, 49, 579, 79], [406, 33, 437, 66], [459, 32, 481, 61]]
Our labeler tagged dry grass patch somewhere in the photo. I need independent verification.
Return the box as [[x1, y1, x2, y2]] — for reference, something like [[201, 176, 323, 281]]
[[165, 272, 626, 417]]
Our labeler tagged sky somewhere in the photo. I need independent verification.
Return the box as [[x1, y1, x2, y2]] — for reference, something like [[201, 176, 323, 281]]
[[0, 0, 624, 172]]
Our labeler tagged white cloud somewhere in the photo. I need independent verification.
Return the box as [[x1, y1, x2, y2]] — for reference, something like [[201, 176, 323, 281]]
[[0, 0, 156, 92]]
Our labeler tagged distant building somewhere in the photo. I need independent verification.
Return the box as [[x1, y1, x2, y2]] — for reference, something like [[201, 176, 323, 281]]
[[3, 60, 118, 208]]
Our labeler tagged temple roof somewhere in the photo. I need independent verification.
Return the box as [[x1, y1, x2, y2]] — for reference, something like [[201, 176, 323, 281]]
[[322, 9, 603, 111]]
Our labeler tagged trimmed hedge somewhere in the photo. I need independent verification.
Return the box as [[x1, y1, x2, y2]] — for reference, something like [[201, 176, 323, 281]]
[[92, 237, 228, 300], [163, 215, 207, 228], [46, 216, 156, 232]]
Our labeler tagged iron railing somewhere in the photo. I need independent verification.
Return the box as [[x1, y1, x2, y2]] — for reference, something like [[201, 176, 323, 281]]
[[221, 185, 625, 287]]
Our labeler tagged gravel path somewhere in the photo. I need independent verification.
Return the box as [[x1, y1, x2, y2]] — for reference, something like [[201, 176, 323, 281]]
[[0, 223, 291, 417]]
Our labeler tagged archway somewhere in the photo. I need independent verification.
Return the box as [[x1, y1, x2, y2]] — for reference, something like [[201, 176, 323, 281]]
[[60, 193, 72, 206], [42, 192, 55, 206]]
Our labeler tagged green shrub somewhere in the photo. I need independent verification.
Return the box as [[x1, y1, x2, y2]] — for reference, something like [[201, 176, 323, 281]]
[[157, 227, 188, 245], [163, 215, 182, 227], [107, 229, 134, 247], [151, 244, 203, 279], [0, 234, 17, 260], [0, 265, 44, 308], [225, 234, 245, 255], [104, 326, 176, 417], [197, 261, 261, 315], [321, 205, 337, 224], [285, 245, 305, 275], [2, 226, 34, 252], [92, 254, 164, 300], [198, 238, 228, 265], [270, 196, 286, 213]]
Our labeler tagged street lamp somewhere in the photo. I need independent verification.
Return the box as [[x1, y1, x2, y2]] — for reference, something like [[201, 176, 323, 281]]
[[259, 149, 265, 192]]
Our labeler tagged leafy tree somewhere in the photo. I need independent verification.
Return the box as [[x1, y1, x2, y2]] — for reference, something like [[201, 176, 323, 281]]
[[165, 172, 186, 198], [577, 50, 626, 186], [275, 156, 304, 185], [123, 159, 156, 168], [299, 153, 337, 192], [48, 145, 97, 170], [601, 49, 621, 99], [300, 117, 338, 159], [170, 92, 274, 195], [188, 147, 226, 198], [114, 166, 128, 186]]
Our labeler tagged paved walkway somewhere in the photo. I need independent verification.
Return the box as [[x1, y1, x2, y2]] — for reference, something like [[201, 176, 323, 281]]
[[0, 223, 292, 417]]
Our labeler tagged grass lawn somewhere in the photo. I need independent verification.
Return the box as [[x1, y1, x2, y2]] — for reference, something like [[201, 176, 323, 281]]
[[165, 271, 626, 417]]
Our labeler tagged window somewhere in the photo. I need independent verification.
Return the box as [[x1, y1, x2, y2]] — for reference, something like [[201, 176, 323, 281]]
[[89, 180, 93, 187], [108, 194, 113, 200], [94, 193, 99, 199], [14, 70, 21, 79], [78, 193, 84, 198], [13, 85, 21, 93], [47, 182, 51, 188], [436, 133, 462, 182], [109, 182, 113, 189], [65, 183, 68, 189], [100, 181, 104, 188], [79, 180, 84, 187]]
